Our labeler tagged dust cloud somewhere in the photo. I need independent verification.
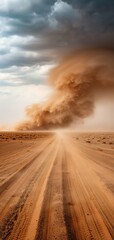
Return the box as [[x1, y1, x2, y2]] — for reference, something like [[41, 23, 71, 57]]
[[0, 125, 9, 131], [16, 49, 114, 131]]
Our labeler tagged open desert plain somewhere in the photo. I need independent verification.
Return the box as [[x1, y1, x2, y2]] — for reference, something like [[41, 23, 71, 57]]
[[0, 131, 114, 240]]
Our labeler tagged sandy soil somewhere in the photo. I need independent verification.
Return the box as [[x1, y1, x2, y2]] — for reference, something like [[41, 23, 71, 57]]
[[0, 131, 114, 240]]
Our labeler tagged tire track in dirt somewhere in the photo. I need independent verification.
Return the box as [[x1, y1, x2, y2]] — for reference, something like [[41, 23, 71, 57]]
[[35, 141, 68, 240], [0, 137, 54, 196], [62, 151, 78, 240], [0, 138, 56, 240], [0, 153, 40, 196]]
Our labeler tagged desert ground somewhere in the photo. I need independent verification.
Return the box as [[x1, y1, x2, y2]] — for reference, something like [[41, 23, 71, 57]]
[[0, 131, 114, 240]]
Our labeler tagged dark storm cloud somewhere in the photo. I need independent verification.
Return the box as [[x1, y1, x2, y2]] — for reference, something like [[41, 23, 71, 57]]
[[0, 0, 114, 86], [1, 0, 114, 40], [0, 53, 53, 69], [11, 0, 114, 53]]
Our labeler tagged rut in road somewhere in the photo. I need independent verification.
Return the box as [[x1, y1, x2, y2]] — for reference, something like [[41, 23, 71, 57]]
[[35, 141, 68, 240]]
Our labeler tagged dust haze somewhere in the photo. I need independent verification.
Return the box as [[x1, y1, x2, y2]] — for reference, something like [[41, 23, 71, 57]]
[[16, 48, 114, 131]]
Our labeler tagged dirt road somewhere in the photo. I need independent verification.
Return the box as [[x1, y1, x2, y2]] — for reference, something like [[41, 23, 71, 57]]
[[0, 132, 114, 240]]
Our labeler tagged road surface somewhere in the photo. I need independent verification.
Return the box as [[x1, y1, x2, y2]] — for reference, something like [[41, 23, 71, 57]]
[[0, 132, 114, 240]]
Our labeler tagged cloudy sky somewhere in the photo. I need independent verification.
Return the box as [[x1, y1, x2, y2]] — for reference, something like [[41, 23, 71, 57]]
[[0, 0, 114, 128]]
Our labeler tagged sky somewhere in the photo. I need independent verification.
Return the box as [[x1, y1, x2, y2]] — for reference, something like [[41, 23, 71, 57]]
[[0, 0, 114, 129]]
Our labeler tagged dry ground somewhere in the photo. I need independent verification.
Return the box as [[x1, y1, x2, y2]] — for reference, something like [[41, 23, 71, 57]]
[[0, 131, 114, 240]]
